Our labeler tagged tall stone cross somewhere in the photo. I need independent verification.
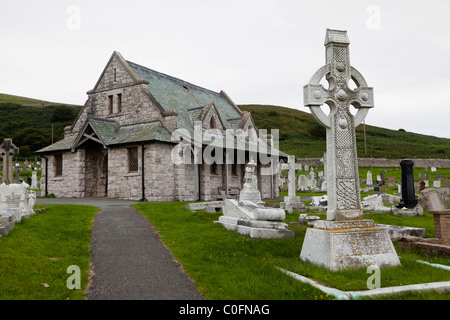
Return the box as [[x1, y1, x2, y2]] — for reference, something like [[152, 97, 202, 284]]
[[0, 138, 19, 185], [280, 155, 302, 198], [303, 29, 374, 221]]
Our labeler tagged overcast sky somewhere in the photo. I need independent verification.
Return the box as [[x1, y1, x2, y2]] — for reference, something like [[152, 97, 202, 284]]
[[1, 0, 449, 139]]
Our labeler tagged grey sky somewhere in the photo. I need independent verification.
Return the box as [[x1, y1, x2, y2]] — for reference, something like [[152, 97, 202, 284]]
[[1, 0, 449, 139]]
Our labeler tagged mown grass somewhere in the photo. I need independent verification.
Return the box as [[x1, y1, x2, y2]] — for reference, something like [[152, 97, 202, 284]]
[[134, 202, 450, 300], [0, 204, 98, 300]]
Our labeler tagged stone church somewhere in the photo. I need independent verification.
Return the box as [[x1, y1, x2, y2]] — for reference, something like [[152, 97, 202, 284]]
[[37, 51, 286, 201]]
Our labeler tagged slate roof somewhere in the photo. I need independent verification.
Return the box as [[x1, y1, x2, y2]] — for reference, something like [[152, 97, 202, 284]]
[[36, 135, 77, 153], [109, 122, 173, 146], [88, 117, 119, 145], [36, 117, 173, 153], [126, 61, 242, 133]]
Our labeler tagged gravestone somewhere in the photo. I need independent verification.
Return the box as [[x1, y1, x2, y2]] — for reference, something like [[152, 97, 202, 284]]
[[379, 171, 385, 185], [397, 159, 418, 209], [436, 174, 444, 180], [239, 160, 263, 205], [366, 171, 373, 186], [0, 182, 36, 224], [444, 178, 450, 189], [431, 167, 437, 172], [297, 175, 307, 191], [433, 180, 441, 188], [419, 173, 426, 179], [300, 29, 400, 270], [280, 155, 305, 213], [0, 139, 19, 185], [217, 161, 294, 239], [418, 188, 446, 212], [419, 180, 426, 192]]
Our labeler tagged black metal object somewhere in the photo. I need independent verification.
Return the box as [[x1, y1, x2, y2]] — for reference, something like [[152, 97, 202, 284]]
[[397, 159, 418, 209]]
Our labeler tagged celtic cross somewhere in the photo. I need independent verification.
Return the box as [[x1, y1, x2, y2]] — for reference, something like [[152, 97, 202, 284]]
[[0, 138, 19, 185], [303, 29, 374, 221]]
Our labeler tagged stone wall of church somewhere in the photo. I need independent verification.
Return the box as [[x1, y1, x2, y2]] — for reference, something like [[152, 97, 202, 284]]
[[41, 150, 85, 198], [107, 145, 143, 200], [144, 142, 177, 202], [89, 83, 164, 127]]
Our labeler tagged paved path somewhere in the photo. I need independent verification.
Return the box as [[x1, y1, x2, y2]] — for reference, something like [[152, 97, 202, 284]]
[[37, 198, 204, 300]]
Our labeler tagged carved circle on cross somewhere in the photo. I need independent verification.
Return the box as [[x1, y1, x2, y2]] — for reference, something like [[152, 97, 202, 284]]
[[305, 65, 373, 129]]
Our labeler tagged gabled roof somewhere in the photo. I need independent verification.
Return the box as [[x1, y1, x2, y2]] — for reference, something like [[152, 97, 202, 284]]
[[126, 60, 242, 132], [109, 122, 173, 146], [36, 117, 173, 153]]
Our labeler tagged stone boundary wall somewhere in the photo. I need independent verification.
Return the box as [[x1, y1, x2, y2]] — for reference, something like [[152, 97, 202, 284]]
[[297, 158, 450, 168]]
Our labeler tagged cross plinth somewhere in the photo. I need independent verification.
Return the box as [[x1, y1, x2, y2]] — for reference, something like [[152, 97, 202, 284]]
[[0, 139, 19, 185], [303, 29, 374, 221]]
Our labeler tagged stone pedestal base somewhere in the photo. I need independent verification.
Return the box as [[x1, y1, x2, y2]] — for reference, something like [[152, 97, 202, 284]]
[[300, 220, 400, 270], [280, 196, 306, 213], [431, 210, 450, 246], [239, 189, 264, 206], [215, 216, 294, 239]]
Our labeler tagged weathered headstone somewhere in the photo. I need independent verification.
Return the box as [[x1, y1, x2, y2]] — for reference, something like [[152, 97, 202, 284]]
[[418, 188, 446, 212], [239, 160, 263, 205], [0, 182, 36, 224], [433, 180, 441, 188], [0, 139, 19, 185], [397, 159, 418, 209], [280, 155, 305, 213], [366, 171, 373, 186], [419, 180, 426, 192], [444, 178, 450, 189], [431, 167, 437, 172], [297, 175, 307, 191], [300, 29, 400, 270]]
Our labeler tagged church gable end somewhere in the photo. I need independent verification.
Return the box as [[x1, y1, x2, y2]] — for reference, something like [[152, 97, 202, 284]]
[[92, 51, 138, 92], [199, 102, 225, 131]]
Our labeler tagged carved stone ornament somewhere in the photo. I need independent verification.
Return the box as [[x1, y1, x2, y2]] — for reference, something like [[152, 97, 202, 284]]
[[303, 29, 374, 221]]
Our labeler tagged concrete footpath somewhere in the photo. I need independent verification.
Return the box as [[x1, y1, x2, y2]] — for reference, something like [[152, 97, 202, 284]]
[[36, 198, 204, 300]]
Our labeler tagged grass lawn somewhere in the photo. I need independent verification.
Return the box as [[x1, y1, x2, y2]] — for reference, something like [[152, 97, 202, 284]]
[[0, 204, 98, 300], [134, 202, 450, 300]]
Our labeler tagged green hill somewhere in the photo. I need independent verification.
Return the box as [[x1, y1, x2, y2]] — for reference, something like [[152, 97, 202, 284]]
[[1, 93, 449, 160], [0, 94, 82, 158], [239, 104, 450, 159]]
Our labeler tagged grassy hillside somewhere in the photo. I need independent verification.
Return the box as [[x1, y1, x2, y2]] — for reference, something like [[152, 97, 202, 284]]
[[239, 104, 450, 159], [1, 93, 449, 160], [0, 94, 82, 158], [0, 93, 80, 107]]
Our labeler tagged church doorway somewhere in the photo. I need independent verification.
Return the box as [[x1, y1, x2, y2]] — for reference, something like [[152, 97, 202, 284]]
[[84, 141, 108, 197]]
